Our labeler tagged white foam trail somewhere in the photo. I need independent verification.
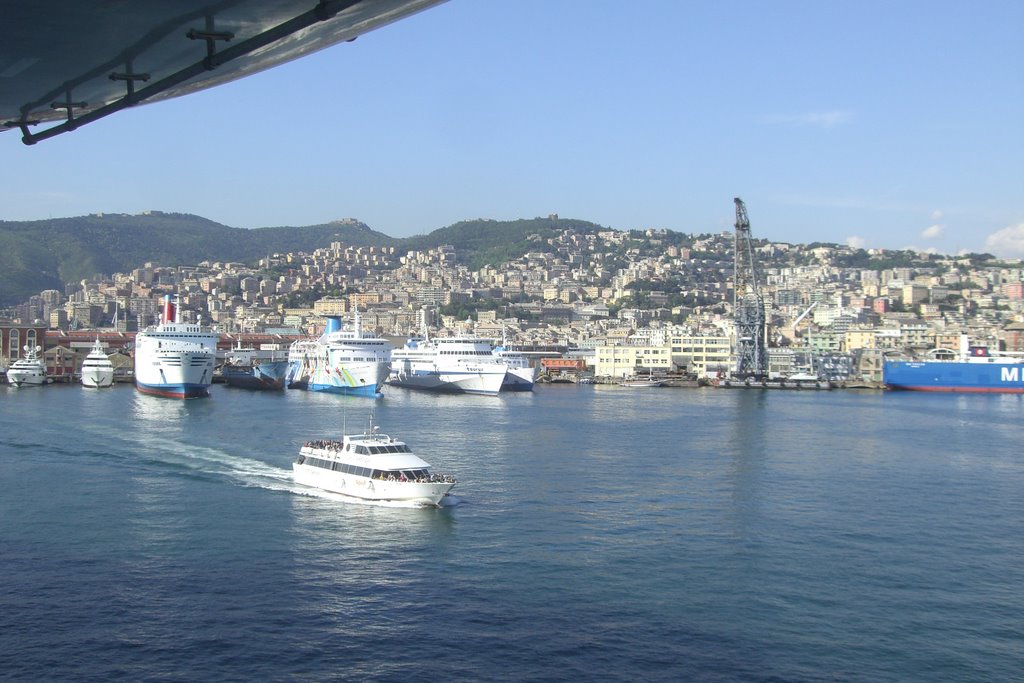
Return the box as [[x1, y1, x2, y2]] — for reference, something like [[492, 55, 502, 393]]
[[75, 420, 462, 507]]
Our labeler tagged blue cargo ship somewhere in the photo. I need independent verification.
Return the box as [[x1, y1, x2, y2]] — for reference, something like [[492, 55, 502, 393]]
[[884, 338, 1024, 393]]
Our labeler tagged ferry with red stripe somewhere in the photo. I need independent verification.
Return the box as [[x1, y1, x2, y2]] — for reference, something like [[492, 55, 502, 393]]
[[134, 295, 219, 399]]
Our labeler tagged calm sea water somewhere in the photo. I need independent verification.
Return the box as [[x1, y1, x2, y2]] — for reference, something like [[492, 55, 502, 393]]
[[1, 382, 1022, 681]]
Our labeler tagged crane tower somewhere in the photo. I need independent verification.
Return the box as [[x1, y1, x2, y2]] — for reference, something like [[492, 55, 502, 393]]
[[732, 197, 767, 378]]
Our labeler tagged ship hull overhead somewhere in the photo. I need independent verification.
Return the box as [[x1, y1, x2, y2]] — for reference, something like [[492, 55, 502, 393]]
[[1, 0, 445, 144]]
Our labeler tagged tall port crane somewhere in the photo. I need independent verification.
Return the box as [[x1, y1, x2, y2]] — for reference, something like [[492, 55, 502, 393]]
[[732, 197, 768, 378]]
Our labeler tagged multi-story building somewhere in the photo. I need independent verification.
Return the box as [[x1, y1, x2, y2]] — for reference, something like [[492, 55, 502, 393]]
[[593, 343, 673, 378], [668, 334, 732, 377]]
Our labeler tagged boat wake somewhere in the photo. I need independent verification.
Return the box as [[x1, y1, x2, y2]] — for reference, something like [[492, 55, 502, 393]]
[[72, 425, 461, 507], [63, 417, 462, 507]]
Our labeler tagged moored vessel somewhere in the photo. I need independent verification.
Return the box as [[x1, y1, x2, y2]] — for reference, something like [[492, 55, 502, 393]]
[[221, 340, 288, 390], [493, 344, 538, 391], [7, 345, 47, 387], [286, 313, 391, 397], [293, 416, 456, 506], [134, 295, 218, 399], [619, 375, 665, 388], [222, 359, 289, 390], [389, 336, 507, 396], [884, 336, 1024, 394], [80, 338, 115, 388]]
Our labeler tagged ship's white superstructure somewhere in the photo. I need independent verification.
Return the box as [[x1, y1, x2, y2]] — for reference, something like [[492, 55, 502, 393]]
[[81, 338, 115, 388], [388, 336, 507, 396], [293, 417, 456, 506], [7, 345, 47, 387], [134, 296, 218, 399], [286, 312, 391, 397]]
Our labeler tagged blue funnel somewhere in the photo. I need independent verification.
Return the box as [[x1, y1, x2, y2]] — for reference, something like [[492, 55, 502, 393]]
[[324, 316, 342, 334]]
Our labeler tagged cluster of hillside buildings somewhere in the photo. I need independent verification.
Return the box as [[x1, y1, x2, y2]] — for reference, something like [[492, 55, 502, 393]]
[[3, 226, 1023, 383]]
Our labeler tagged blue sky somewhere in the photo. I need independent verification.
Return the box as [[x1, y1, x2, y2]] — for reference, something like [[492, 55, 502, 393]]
[[2, 0, 1022, 257]]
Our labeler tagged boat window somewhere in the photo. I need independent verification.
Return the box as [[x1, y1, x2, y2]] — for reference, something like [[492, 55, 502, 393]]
[[356, 445, 369, 455]]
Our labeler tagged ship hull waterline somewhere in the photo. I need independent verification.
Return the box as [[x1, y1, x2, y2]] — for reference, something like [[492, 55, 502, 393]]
[[292, 464, 454, 506], [883, 360, 1024, 394]]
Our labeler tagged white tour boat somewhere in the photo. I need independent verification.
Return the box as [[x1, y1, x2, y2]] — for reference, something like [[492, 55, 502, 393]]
[[134, 295, 218, 399], [389, 336, 507, 395], [7, 345, 47, 387], [81, 338, 115, 388], [286, 312, 392, 396], [293, 418, 456, 506]]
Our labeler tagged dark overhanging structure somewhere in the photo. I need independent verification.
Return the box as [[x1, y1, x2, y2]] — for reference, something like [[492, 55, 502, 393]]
[[1, 0, 445, 145]]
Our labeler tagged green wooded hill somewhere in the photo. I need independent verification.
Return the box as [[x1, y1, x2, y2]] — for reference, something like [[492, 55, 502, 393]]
[[0, 212, 389, 305], [0, 212, 609, 305]]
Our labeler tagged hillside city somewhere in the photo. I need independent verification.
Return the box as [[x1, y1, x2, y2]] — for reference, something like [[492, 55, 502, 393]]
[[3, 222, 1024, 384]]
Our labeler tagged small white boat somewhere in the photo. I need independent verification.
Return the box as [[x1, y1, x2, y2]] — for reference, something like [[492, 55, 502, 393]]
[[81, 338, 115, 388], [619, 375, 665, 388], [7, 345, 47, 387], [293, 417, 456, 506]]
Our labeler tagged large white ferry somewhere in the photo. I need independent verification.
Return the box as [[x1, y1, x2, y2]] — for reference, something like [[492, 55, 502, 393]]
[[134, 295, 218, 399], [388, 336, 508, 396], [81, 338, 115, 388], [293, 417, 456, 506], [7, 345, 47, 387], [286, 313, 392, 397]]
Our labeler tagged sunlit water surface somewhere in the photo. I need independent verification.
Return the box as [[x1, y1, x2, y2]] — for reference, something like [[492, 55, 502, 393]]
[[1, 384, 1021, 681]]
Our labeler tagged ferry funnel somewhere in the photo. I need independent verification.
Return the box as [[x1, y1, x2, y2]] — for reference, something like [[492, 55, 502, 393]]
[[162, 295, 176, 324], [324, 316, 342, 334]]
